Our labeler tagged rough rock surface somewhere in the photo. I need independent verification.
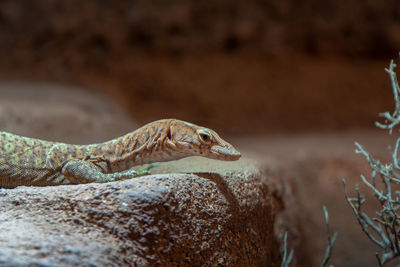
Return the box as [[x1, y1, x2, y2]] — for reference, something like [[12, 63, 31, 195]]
[[0, 158, 284, 266], [237, 130, 396, 267], [0, 84, 295, 266]]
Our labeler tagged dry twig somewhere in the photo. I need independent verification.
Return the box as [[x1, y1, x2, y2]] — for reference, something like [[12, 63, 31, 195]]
[[321, 206, 338, 267], [280, 232, 294, 267], [279, 206, 337, 267], [344, 55, 400, 265]]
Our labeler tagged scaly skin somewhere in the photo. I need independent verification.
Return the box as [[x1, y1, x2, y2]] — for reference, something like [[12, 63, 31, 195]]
[[0, 119, 241, 188]]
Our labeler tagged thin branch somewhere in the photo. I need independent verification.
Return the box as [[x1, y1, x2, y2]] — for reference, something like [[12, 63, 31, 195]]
[[376, 57, 400, 133], [386, 59, 400, 117], [345, 56, 400, 265], [356, 142, 400, 185], [376, 252, 384, 267], [280, 232, 293, 267], [392, 216, 400, 254], [320, 206, 338, 267], [360, 174, 386, 201], [342, 179, 387, 248], [393, 138, 400, 169]]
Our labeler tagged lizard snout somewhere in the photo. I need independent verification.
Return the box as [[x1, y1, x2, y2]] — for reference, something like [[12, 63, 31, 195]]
[[210, 145, 241, 161]]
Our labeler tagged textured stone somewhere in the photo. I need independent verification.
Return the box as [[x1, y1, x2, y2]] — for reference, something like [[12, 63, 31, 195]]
[[0, 82, 297, 266], [0, 157, 285, 266], [236, 130, 395, 267]]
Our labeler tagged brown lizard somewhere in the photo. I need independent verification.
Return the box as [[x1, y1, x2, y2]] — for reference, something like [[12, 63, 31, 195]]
[[0, 119, 240, 188]]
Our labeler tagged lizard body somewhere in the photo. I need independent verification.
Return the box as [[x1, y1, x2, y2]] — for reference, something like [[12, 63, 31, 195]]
[[0, 119, 240, 188]]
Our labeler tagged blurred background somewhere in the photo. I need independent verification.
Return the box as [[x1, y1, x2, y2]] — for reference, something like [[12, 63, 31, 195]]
[[0, 0, 398, 134], [0, 2, 400, 266]]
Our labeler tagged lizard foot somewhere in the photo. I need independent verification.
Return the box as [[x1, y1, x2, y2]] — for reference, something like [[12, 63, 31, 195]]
[[134, 163, 158, 176], [118, 163, 158, 180]]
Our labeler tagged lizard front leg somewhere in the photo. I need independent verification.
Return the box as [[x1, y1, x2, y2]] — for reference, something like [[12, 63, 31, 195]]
[[61, 159, 148, 184]]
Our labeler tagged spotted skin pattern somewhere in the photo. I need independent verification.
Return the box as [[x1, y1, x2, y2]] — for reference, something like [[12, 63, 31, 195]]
[[0, 119, 241, 188]]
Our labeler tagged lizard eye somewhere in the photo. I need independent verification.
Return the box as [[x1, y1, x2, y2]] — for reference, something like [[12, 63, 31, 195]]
[[199, 132, 212, 143]]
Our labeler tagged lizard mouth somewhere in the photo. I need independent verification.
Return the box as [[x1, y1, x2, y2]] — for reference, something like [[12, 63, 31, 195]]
[[210, 145, 241, 161]]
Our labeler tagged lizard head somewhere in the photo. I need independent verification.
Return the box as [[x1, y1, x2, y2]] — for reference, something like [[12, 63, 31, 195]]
[[166, 120, 241, 161]]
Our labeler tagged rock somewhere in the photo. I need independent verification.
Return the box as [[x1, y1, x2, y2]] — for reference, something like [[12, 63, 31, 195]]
[[0, 83, 298, 266], [236, 130, 395, 267], [0, 157, 287, 266]]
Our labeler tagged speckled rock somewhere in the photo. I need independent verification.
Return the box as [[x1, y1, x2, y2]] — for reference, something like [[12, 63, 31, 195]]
[[0, 157, 286, 266]]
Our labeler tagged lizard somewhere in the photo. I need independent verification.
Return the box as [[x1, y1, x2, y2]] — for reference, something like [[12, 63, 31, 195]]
[[0, 119, 241, 188]]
